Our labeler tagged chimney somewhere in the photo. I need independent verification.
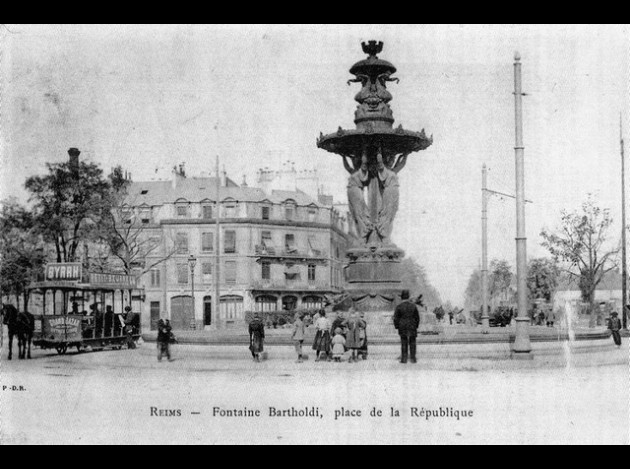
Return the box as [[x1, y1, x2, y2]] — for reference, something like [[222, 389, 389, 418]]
[[172, 165, 186, 189], [242, 175, 248, 188], [68, 148, 80, 174]]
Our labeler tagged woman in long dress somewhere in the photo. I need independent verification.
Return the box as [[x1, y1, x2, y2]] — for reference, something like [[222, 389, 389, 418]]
[[249, 313, 265, 362], [344, 309, 367, 363], [312, 310, 332, 362]]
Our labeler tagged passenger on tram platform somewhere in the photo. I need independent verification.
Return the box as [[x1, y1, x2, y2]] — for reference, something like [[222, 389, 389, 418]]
[[94, 305, 104, 339], [113, 312, 123, 336], [104, 306, 114, 338]]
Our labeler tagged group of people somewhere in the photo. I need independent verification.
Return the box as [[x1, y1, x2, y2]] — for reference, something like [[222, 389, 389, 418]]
[[245, 289, 424, 364], [530, 306, 560, 327], [311, 308, 368, 363], [247, 309, 370, 364]]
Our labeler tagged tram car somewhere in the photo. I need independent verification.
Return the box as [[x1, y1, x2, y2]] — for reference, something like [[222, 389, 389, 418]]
[[28, 263, 143, 355]]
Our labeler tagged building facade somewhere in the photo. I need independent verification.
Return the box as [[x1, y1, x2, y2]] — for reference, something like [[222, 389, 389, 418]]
[[126, 171, 351, 331]]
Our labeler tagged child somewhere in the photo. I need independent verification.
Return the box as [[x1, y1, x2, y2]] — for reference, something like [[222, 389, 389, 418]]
[[292, 313, 306, 363], [332, 328, 346, 362]]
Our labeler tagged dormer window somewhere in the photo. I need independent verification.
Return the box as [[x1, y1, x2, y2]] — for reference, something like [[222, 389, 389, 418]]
[[308, 207, 318, 222], [176, 204, 190, 219], [223, 199, 238, 218], [284, 200, 297, 221], [121, 208, 133, 225], [140, 208, 151, 224]]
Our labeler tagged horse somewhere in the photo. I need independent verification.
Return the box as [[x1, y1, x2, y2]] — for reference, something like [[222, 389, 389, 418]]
[[2, 304, 35, 360]]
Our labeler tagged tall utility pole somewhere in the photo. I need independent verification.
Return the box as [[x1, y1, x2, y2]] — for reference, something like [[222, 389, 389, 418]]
[[214, 155, 222, 330], [481, 164, 490, 327], [621, 116, 627, 329], [512, 52, 532, 356]]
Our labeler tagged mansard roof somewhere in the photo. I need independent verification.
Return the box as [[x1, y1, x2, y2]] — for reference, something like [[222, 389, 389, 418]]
[[127, 177, 322, 207]]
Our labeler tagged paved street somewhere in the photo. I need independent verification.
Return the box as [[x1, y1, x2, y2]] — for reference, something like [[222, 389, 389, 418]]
[[1, 338, 628, 444]]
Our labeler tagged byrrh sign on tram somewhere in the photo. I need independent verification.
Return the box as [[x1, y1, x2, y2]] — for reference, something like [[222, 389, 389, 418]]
[[45, 263, 83, 281]]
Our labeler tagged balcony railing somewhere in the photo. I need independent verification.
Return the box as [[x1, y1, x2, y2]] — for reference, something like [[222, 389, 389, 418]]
[[251, 280, 331, 291], [255, 245, 328, 259]]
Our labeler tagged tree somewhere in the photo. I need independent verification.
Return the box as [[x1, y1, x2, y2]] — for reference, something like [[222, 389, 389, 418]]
[[464, 259, 516, 312], [399, 257, 442, 309], [464, 269, 483, 311], [541, 196, 620, 322], [98, 166, 176, 275], [25, 159, 112, 263], [489, 259, 514, 304], [527, 257, 560, 302], [0, 199, 47, 308]]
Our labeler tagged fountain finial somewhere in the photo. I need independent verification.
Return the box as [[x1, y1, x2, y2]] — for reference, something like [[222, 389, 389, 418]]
[[362, 40, 384, 58]]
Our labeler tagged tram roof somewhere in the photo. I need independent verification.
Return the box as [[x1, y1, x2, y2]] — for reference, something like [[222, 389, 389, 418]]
[[29, 281, 143, 292]]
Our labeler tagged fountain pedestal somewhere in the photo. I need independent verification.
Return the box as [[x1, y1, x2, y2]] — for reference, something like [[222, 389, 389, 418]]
[[344, 246, 405, 315]]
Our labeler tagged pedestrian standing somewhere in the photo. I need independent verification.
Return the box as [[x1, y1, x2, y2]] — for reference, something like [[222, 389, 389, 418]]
[[124, 306, 137, 349], [357, 311, 368, 361], [609, 312, 622, 347], [344, 309, 366, 363], [292, 313, 306, 363], [331, 328, 346, 362], [448, 310, 454, 325], [157, 319, 174, 362], [393, 290, 420, 364], [312, 310, 332, 362], [249, 313, 265, 362], [546, 308, 556, 328]]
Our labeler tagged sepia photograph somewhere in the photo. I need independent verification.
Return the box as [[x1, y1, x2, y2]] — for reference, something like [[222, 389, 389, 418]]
[[0, 24, 628, 445]]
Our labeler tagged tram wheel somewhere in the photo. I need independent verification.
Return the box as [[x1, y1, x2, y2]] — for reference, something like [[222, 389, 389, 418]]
[[56, 345, 68, 355]]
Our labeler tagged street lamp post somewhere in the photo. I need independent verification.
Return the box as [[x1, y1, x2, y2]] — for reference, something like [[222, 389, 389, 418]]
[[188, 254, 197, 330]]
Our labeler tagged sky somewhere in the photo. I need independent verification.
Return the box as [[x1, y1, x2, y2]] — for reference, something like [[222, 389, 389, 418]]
[[1, 24, 629, 305]]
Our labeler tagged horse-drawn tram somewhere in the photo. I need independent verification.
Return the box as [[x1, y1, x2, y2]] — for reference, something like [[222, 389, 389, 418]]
[[28, 263, 143, 355]]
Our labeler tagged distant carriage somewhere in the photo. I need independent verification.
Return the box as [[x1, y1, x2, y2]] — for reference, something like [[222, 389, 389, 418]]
[[26, 264, 143, 355]]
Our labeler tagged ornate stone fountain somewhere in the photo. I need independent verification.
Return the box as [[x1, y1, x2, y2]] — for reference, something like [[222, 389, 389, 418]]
[[317, 40, 432, 315]]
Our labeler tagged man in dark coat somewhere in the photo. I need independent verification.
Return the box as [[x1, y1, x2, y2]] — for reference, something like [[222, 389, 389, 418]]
[[157, 319, 174, 362], [608, 312, 622, 347], [394, 290, 420, 364], [249, 313, 265, 362]]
